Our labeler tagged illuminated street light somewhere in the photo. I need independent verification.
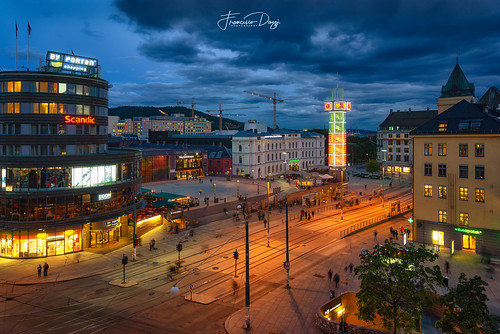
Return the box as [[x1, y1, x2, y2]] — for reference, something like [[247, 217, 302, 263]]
[[237, 180, 239, 198], [213, 183, 216, 202]]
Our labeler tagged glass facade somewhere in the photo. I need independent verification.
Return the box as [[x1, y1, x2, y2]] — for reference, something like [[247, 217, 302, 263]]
[[0, 226, 82, 257]]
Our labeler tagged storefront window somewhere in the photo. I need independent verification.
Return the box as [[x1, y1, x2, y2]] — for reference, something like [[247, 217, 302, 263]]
[[432, 230, 444, 246]]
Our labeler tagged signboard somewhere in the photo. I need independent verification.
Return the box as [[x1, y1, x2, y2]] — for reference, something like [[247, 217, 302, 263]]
[[106, 219, 119, 227], [454, 227, 482, 235], [264, 135, 283, 139], [64, 115, 96, 124], [98, 193, 112, 201], [333, 101, 351, 111], [179, 155, 194, 159], [324, 102, 333, 111], [46, 51, 98, 76]]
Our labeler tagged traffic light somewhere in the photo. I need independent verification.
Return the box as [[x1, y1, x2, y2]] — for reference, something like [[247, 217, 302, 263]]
[[176, 243, 182, 252], [133, 238, 139, 246], [122, 255, 128, 265], [233, 250, 239, 260]]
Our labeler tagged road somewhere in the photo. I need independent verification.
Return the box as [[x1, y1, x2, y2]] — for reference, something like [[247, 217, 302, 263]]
[[0, 186, 411, 334]]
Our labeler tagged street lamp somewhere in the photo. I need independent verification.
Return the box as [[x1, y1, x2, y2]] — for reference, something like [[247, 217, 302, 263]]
[[213, 183, 216, 202], [237, 180, 240, 199], [381, 149, 387, 207]]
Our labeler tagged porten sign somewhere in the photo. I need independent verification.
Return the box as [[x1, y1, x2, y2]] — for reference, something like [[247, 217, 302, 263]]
[[64, 115, 96, 124], [46, 51, 99, 76]]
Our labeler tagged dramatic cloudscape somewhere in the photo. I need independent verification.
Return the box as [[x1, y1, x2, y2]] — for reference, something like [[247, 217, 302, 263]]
[[1, 0, 499, 130]]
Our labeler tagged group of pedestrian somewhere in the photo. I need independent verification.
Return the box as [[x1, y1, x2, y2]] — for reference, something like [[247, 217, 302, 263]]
[[300, 209, 314, 220], [149, 238, 156, 251], [389, 227, 399, 240], [37, 262, 49, 277], [327, 268, 341, 299]]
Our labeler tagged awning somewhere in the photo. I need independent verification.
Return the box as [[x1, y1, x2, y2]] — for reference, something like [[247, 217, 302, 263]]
[[150, 200, 181, 208]]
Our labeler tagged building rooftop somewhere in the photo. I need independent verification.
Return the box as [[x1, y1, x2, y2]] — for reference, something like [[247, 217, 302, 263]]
[[379, 109, 438, 130], [232, 129, 323, 138], [410, 100, 500, 135], [440, 61, 475, 98]]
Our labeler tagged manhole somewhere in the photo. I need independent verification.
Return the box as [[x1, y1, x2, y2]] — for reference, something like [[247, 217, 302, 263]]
[[212, 266, 219, 270]]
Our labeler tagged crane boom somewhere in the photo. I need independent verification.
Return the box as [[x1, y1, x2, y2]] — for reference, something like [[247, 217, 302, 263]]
[[177, 98, 225, 117], [243, 90, 283, 129], [206, 104, 258, 134]]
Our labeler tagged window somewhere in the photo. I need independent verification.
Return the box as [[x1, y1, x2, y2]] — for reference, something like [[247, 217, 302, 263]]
[[404, 147, 409, 153], [404, 155, 409, 162], [438, 121, 447, 132], [388, 134, 393, 138], [475, 188, 485, 203], [459, 187, 468, 201], [475, 144, 484, 157], [475, 166, 485, 180], [396, 140, 401, 145], [459, 213, 469, 226], [438, 164, 446, 177], [424, 143, 432, 156], [258, 156, 260, 163], [404, 140, 409, 145], [387, 154, 393, 161], [438, 143, 447, 156], [459, 143, 468, 157], [404, 134, 409, 138], [388, 140, 393, 145], [438, 210, 447, 223], [459, 165, 468, 178], [424, 185, 432, 197], [424, 163, 432, 176], [238, 145, 242, 152], [238, 156, 242, 163], [396, 134, 401, 138], [432, 230, 445, 246], [438, 185, 447, 199]]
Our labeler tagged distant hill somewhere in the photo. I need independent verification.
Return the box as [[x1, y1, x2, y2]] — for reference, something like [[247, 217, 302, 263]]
[[108, 106, 245, 131]]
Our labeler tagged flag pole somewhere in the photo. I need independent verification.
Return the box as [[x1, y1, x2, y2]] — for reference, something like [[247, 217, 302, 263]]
[[15, 22, 18, 70], [27, 21, 30, 70]]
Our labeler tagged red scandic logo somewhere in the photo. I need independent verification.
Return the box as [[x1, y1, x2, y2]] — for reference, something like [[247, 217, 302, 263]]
[[64, 115, 96, 124]]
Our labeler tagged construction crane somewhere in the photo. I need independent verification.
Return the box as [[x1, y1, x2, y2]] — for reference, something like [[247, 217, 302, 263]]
[[206, 104, 257, 134], [177, 98, 224, 117], [244, 90, 284, 129]]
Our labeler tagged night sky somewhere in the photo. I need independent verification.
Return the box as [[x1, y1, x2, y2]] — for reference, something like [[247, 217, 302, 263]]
[[1, 0, 499, 130]]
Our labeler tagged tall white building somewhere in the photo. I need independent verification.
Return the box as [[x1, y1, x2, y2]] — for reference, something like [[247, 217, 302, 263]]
[[231, 124, 325, 179]]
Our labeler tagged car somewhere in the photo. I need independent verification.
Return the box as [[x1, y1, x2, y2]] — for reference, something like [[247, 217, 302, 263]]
[[369, 174, 380, 179]]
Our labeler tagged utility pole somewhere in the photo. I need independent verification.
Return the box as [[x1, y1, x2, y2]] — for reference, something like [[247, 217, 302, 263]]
[[132, 191, 137, 261], [233, 249, 239, 277], [267, 180, 270, 247], [285, 202, 290, 289], [244, 220, 251, 329]]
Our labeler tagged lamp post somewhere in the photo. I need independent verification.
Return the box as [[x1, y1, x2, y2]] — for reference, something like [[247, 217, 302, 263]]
[[340, 169, 344, 220], [213, 183, 216, 202], [381, 149, 387, 207], [237, 180, 239, 199], [244, 220, 251, 329], [285, 202, 290, 289], [267, 180, 270, 247]]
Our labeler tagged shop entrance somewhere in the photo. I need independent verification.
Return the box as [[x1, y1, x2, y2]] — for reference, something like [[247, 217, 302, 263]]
[[47, 240, 65, 256], [462, 234, 476, 251]]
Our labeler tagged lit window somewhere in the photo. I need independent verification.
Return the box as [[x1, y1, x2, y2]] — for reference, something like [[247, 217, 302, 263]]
[[475, 144, 484, 157], [424, 185, 433, 197], [424, 143, 432, 156], [438, 185, 447, 199], [438, 122, 447, 132], [438, 143, 447, 156], [432, 230, 444, 246], [475, 188, 485, 203], [459, 187, 468, 201], [459, 213, 469, 226], [438, 210, 447, 223]]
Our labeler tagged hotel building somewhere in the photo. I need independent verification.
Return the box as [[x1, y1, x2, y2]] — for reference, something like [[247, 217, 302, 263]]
[[0, 51, 142, 258]]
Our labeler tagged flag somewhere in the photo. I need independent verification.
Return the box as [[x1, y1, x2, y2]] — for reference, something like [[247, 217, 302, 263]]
[[15, 22, 18, 38], [28, 21, 31, 36]]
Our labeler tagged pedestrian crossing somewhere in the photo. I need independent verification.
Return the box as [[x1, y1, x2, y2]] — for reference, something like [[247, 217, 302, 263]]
[[99, 260, 170, 282]]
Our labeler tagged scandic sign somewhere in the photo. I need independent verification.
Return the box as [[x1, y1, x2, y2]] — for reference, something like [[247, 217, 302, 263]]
[[64, 115, 96, 124]]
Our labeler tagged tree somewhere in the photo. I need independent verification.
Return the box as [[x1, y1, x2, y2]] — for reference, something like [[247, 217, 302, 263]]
[[355, 240, 443, 334], [435, 273, 500, 333], [366, 159, 380, 173]]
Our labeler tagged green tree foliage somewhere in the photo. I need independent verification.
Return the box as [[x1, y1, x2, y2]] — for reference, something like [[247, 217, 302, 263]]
[[366, 159, 380, 173], [347, 136, 377, 164], [435, 273, 500, 333], [354, 241, 443, 334]]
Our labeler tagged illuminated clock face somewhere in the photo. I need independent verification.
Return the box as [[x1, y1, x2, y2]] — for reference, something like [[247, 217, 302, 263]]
[[324, 102, 332, 111]]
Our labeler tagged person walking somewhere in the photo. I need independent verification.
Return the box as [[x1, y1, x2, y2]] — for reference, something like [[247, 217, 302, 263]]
[[333, 273, 340, 288], [374, 230, 378, 242], [445, 261, 450, 274], [263, 219, 267, 228], [152, 238, 156, 250], [43, 262, 49, 276], [328, 269, 333, 282], [37, 264, 42, 278], [149, 240, 153, 251], [349, 263, 354, 274]]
